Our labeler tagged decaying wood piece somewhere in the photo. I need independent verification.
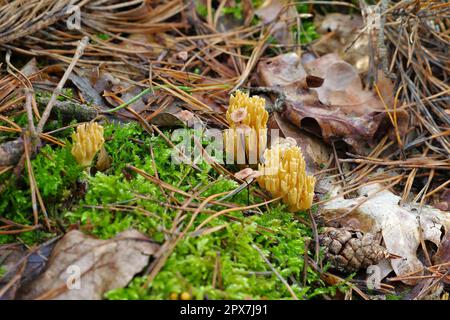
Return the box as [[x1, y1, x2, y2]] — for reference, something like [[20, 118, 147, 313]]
[[36, 97, 99, 122]]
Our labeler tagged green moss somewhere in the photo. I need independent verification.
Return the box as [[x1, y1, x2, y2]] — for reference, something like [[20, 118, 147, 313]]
[[222, 5, 244, 21], [35, 88, 74, 102], [195, 2, 208, 18], [0, 113, 27, 142], [0, 135, 81, 245], [33, 144, 81, 198], [96, 33, 110, 41], [1, 122, 341, 299], [106, 205, 340, 300], [0, 265, 6, 278], [297, 21, 320, 44]]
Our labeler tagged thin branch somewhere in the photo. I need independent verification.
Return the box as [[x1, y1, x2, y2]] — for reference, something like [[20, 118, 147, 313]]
[[36, 36, 89, 133]]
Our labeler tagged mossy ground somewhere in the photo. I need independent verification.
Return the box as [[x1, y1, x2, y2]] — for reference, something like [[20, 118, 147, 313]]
[[0, 120, 344, 299]]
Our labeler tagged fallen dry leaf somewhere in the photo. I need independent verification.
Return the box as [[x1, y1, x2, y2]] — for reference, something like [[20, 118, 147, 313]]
[[257, 52, 408, 154], [305, 53, 396, 109], [255, 0, 286, 23], [321, 183, 450, 285], [268, 112, 330, 173], [148, 103, 203, 128], [433, 232, 449, 285], [69, 72, 109, 109], [19, 229, 159, 300], [314, 13, 369, 73], [73, 68, 150, 115], [0, 240, 57, 300], [255, 0, 298, 45]]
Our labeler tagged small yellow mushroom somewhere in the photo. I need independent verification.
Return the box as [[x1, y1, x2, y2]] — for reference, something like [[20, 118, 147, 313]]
[[179, 292, 191, 300], [224, 90, 268, 164], [257, 142, 315, 212], [71, 122, 105, 167], [96, 146, 111, 171]]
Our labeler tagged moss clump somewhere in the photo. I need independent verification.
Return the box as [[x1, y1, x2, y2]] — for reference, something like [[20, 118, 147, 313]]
[[0, 265, 7, 278], [0, 141, 81, 245], [1, 122, 342, 299], [105, 206, 341, 300]]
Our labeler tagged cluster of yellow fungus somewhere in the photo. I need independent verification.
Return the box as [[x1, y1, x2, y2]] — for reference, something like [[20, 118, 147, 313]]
[[169, 292, 191, 300], [71, 122, 105, 167], [224, 90, 268, 164], [257, 140, 315, 212]]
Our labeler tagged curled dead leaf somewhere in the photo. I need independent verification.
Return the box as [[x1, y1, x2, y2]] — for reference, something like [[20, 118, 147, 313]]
[[255, 0, 299, 45], [268, 112, 330, 173], [314, 13, 369, 73], [258, 53, 409, 154]]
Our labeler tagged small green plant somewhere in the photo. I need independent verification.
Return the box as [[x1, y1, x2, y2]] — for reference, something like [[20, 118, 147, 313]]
[[222, 5, 244, 20], [33, 144, 82, 199], [96, 33, 110, 41], [296, 21, 320, 44], [36, 88, 74, 102], [0, 113, 28, 142], [0, 138, 81, 245], [195, 2, 208, 18], [0, 265, 7, 278]]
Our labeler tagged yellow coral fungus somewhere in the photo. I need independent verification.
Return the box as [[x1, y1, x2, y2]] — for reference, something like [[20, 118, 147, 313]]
[[71, 122, 105, 167], [224, 90, 269, 164], [226, 90, 268, 130], [257, 141, 315, 211]]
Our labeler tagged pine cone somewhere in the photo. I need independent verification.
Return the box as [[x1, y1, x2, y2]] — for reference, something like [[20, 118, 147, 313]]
[[319, 227, 389, 273]]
